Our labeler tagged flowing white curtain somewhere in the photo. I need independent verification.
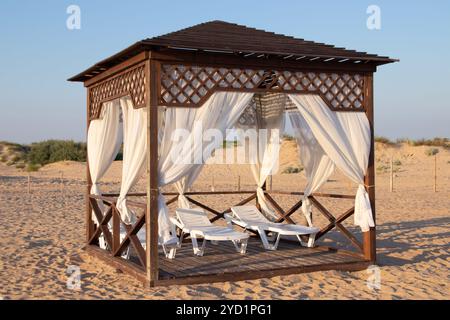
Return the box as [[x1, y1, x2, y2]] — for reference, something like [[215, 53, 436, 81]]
[[158, 92, 254, 243], [288, 111, 335, 226], [250, 114, 284, 220], [288, 94, 374, 232], [87, 100, 123, 220], [174, 166, 202, 208], [116, 96, 148, 224]]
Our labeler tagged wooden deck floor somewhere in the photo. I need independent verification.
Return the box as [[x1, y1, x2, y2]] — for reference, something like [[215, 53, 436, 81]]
[[156, 238, 370, 286], [86, 238, 371, 286]]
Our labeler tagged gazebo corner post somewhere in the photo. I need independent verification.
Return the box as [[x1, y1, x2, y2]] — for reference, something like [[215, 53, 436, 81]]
[[85, 88, 94, 244], [145, 56, 160, 286], [363, 73, 376, 263]]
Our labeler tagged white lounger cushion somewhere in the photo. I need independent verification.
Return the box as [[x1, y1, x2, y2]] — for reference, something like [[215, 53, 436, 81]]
[[190, 226, 249, 241], [230, 205, 319, 250], [231, 206, 319, 234], [174, 208, 249, 256]]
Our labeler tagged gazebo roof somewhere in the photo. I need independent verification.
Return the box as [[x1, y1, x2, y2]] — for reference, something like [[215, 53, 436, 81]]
[[69, 20, 397, 82]]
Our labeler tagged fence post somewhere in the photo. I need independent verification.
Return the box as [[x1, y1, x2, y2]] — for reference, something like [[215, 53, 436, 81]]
[[390, 156, 394, 192], [60, 171, 64, 192], [434, 154, 437, 192]]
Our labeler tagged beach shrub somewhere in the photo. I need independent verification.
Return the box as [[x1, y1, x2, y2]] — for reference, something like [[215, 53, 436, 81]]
[[393, 159, 402, 166], [5, 144, 29, 154], [0, 155, 7, 162], [11, 154, 22, 162], [415, 138, 449, 149], [425, 148, 439, 156], [375, 136, 395, 145], [0, 141, 23, 149], [27, 140, 87, 165], [15, 163, 26, 169], [282, 134, 296, 141], [221, 140, 239, 148], [282, 166, 303, 174], [398, 137, 449, 149], [26, 163, 41, 172], [114, 144, 123, 161]]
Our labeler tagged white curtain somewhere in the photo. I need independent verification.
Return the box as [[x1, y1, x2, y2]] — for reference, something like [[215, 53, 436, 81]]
[[174, 166, 202, 209], [116, 96, 147, 224], [250, 115, 284, 220], [288, 111, 335, 226], [87, 100, 123, 221], [158, 92, 254, 243], [288, 94, 375, 232]]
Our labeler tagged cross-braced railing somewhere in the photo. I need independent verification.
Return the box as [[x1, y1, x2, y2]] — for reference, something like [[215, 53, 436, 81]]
[[162, 190, 363, 255], [89, 195, 148, 268], [87, 188, 364, 271]]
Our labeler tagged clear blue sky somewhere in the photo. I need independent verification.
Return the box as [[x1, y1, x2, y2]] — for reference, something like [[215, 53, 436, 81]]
[[0, 0, 448, 143]]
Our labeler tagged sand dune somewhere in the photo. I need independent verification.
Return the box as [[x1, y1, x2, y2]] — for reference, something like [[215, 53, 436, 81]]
[[0, 142, 448, 299]]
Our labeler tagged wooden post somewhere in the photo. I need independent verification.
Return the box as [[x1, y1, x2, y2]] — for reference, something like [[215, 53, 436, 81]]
[[390, 156, 393, 192], [112, 205, 120, 253], [363, 74, 376, 262], [434, 154, 437, 192], [146, 57, 159, 286], [86, 89, 94, 243], [60, 171, 64, 193], [237, 175, 241, 191], [211, 175, 215, 192]]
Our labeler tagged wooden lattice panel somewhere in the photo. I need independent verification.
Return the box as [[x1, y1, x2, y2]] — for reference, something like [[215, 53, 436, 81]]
[[160, 64, 365, 111], [89, 64, 146, 119]]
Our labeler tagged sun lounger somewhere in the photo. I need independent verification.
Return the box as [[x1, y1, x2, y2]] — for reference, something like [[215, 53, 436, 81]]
[[227, 205, 319, 250], [171, 208, 249, 256]]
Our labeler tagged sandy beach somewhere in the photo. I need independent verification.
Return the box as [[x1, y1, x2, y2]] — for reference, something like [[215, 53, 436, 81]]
[[0, 142, 448, 300]]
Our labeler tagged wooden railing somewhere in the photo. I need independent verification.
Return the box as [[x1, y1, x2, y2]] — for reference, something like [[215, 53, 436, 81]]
[[89, 195, 147, 269], [88, 189, 363, 268]]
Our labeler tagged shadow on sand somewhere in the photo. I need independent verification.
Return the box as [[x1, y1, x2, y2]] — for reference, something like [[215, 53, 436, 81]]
[[318, 216, 449, 267]]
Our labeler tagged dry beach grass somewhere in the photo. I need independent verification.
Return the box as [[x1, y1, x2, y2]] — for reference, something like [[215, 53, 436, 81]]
[[0, 142, 448, 299]]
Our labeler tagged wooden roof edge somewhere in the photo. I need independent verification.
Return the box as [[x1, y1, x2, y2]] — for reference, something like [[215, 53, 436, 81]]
[[68, 41, 147, 82], [68, 21, 398, 83], [68, 46, 397, 83]]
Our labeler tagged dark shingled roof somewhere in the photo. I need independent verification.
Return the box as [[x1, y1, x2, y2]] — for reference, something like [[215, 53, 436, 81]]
[[69, 20, 397, 82]]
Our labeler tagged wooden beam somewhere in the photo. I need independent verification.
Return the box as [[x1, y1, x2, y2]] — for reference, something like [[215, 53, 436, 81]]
[[123, 223, 147, 267], [84, 51, 149, 87], [274, 199, 302, 223], [85, 245, 147, 283], [185, 196, 222, 218], [112, 205, 120, 253], [211, 193, 257, 223], [162, 190, 256, 196], [309, 196, 363, 253], [264, 192, 295, 224], [316, 206, 355, 240], [146, 57, 160, 286], [85, 89, 94, 244], [364, 73, 376, 262], [151, 49, 377, 74], [156, 259, 371, 287], [88, 206, 113, 246], [89, 198, 113, 248], [113, 214, 145, 258]]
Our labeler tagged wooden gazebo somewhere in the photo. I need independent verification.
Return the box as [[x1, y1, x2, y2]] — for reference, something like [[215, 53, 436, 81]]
[[69, 21, 397, 287]]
